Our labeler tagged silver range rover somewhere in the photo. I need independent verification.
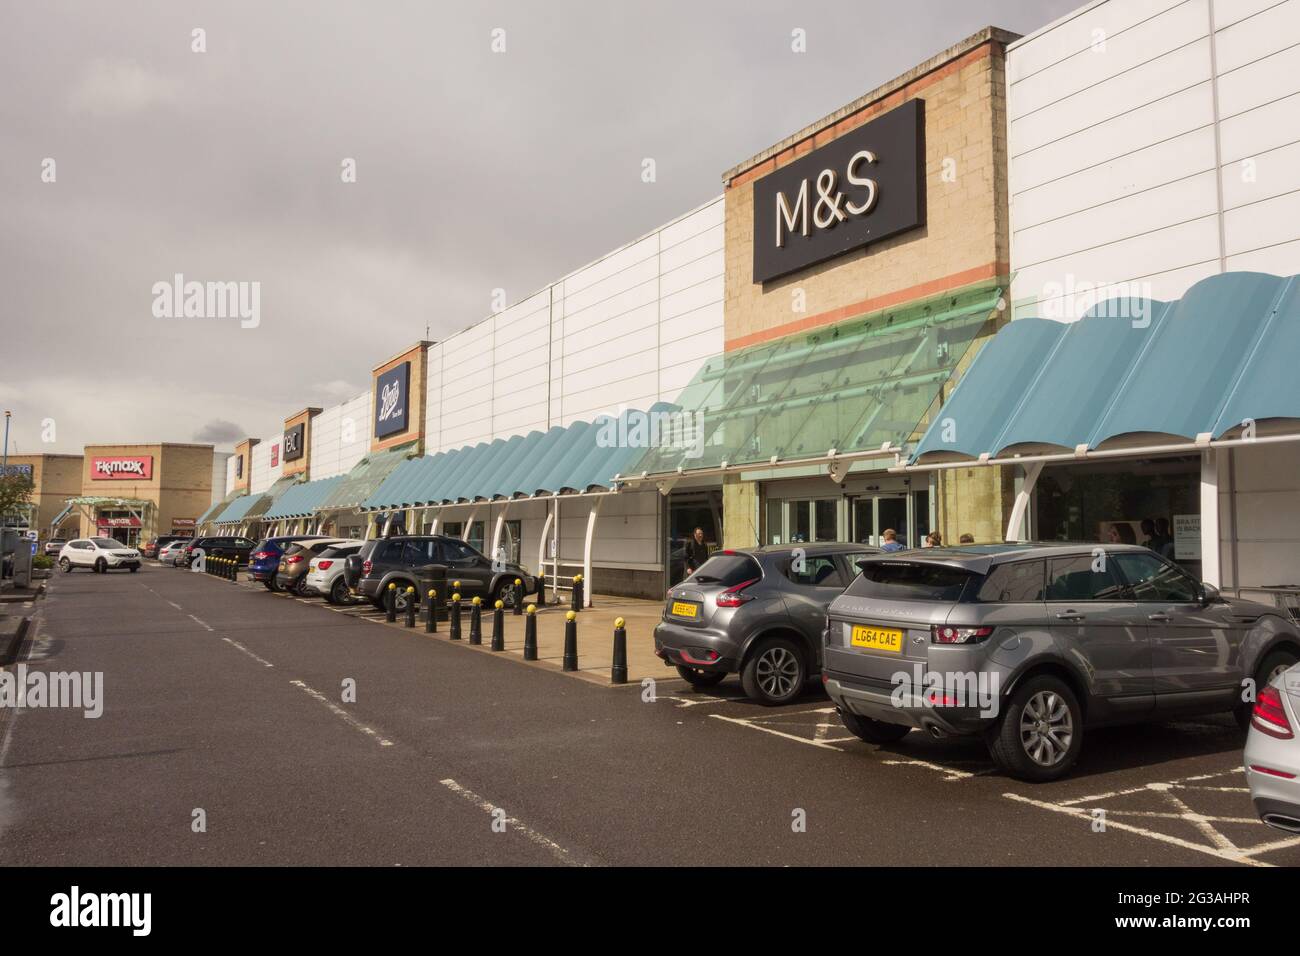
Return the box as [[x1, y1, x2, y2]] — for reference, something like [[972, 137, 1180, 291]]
[[824, 543, 1300, 782]]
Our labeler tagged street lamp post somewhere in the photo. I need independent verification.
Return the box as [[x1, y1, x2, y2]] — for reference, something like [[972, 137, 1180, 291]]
[[2, 410, 9, 473]]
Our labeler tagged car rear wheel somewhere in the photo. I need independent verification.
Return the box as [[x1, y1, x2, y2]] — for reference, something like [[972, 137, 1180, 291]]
[[988, 675, 1083, 782], [676, 665, 726, 689], [329, 577, 352, 605], [1236, 648, 1300, 730], [741, 636, 805, 706], [838, 709, 911, 744], [59, 558, 72, 573]]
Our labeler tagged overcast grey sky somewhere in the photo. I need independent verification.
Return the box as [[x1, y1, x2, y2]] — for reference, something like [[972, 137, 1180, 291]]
[[0, 0, 1079, 455]]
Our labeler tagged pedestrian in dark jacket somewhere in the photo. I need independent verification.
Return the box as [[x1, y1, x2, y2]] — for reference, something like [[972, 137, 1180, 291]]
[[684, 527, 711, 578]]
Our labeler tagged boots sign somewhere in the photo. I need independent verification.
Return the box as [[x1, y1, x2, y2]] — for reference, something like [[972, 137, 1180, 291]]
[[374, 361, 411, 438], [752, 99, 925, 283]]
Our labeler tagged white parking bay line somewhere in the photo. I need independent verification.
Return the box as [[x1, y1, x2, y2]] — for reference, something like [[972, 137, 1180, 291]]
[[708, 713, 846, 750], [438, 778, 585, 866], [221, 637, 274, 668], [188, 614, 213, 632], [1003, 791, 1292, 866], [290, 680, 394, 748]]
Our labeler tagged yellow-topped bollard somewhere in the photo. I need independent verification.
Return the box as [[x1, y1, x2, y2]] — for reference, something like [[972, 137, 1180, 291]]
[[611, 616, 628, 684], [523, 603, 538, 660], [563, 609, 579, 671]]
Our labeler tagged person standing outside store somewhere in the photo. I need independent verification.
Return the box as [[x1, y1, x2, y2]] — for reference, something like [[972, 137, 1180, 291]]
[[880, 529, 905, 553], [683, 527, 711, 579]]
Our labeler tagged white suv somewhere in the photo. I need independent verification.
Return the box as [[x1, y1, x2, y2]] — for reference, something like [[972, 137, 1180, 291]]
[[58, 537, 142, 573]]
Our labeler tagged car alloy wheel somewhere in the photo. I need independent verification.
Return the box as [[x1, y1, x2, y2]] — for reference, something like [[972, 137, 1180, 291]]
[[330, 577, 351, 605], [1019, 690, 1073, 767], [755, 645, 799, 700], [58, 558, 72, 572], [94, 558, 107, 573]]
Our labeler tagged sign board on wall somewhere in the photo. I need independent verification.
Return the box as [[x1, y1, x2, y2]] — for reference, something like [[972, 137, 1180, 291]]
[[1173, 514, 1201, 560], [374, 362, 411, 438], [235, 455, 243, 479], [283, 422, 305, 462], [752, 98, 926, 284], [1, 463, 33, 478], [90, 456, 154, 480], [270, 443, 280, 468]]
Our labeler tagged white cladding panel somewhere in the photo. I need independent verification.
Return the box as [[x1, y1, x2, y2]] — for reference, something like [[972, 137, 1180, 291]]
[[421, 197, 724, 453], [248, 438, 281, 496], [1008, 0, 1300, 319]]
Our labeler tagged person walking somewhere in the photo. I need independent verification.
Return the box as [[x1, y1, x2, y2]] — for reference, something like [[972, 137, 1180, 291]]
[[880, 529, 905, 553], [683, 527, 711, 578]]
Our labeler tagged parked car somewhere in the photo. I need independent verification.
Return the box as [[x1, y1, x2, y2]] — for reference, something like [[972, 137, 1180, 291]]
[[274, 538, 355, 596], [183, 536, 256, 569], [823, 543, 1300, 782], [142, 534, 191, 559], [302, 541, 365, 604], [345, 535, 536, 612], [1245, 661, 1300, 833], [57, 537, 142, 573], [654, 543, 880, 705], [248, 535, 329, 590], [43, 538, 68, 556], [158, 539, 191, 566]]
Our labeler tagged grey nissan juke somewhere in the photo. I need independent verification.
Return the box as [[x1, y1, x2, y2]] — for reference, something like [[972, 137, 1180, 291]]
[[654, 543, 880, 705], [824, 543, 1300, 781]]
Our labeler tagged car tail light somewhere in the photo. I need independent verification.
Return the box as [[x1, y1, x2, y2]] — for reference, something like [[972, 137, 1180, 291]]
[[317, 560, 333, 570], [252, 551, 273, 561], [1249, 764, 1297, 779], [286, 555, 303, 564], [931, 625, 995, 644], [1252, 686, 1294, 739], [715, 578, 758, 608], [362, 560, 373, 575]]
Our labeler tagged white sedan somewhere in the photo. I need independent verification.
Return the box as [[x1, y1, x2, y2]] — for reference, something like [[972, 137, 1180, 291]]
[[1244, 661, 1300, 833], [58, 537, 142, 573]]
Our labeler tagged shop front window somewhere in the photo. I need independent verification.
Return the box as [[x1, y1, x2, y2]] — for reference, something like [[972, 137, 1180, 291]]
[[1034, 456, 1201, 578]]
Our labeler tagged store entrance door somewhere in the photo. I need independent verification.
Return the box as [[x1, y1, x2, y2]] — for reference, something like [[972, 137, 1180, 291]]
[[665, 490, 722, 586], [850, 494, 910, 548]]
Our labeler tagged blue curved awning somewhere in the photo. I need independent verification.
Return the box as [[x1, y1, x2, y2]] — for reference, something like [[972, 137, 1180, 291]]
[[264, 475, 344, 519], [359, 408, 671, 511], [910, 271, 1300, 463], [213, 492, 262, 524]]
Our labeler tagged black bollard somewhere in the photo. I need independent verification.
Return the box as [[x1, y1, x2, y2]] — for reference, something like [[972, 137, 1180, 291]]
[[491, 600, 504, 651], [512, 578, 522, 616], [611, 616, 628, 684], [425, 589, 437, 633], [523, 604, 538, 661], [468, 597, 482, 645], [562, 610, 578, 672], [571, 574, 584, 613], [536, 573, 546, 607], [228, 558, 236, 581], [449, 593, 462, 640], [385, 583, 397, 622], [404, 587, 417, 627]]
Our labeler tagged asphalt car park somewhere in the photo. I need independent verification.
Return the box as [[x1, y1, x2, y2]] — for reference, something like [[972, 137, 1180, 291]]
[[98, 561, 1299, 867]]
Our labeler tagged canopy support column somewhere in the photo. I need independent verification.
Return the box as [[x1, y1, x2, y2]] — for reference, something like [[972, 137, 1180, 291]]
[[1004, 461, 1043, 543], [491, 504, 509, 567], [462, 507, 480, 542], [536, 501, 553, 591], [582, 497, 602, 609], [1201, 449, 1221, 587]]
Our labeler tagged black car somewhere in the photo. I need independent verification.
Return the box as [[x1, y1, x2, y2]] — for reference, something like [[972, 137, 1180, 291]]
[[345, 535, 537, 612], [182, 536, 256, 568]]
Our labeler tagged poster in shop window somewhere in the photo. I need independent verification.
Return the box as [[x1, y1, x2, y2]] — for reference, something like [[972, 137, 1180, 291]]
[[1174, 514, 1201, 560]]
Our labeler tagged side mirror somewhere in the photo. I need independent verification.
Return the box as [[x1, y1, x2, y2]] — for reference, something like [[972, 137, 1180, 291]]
[[1200, 582, 1221, 606]]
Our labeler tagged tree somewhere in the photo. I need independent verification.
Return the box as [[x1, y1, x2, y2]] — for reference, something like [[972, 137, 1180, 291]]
[[0, 472, 35, 525]]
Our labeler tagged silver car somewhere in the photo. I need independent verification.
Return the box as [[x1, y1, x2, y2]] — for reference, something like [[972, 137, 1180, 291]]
[[1245, 661, 1300, 832], [825, 543, 1300, 782], [158, 539, 191, 566], [654, 544, 880, 705]]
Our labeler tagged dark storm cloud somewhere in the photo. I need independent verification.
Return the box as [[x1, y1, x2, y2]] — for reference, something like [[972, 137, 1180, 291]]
[[193, 418, 246, 444], [0, 0, 1080, 454]]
